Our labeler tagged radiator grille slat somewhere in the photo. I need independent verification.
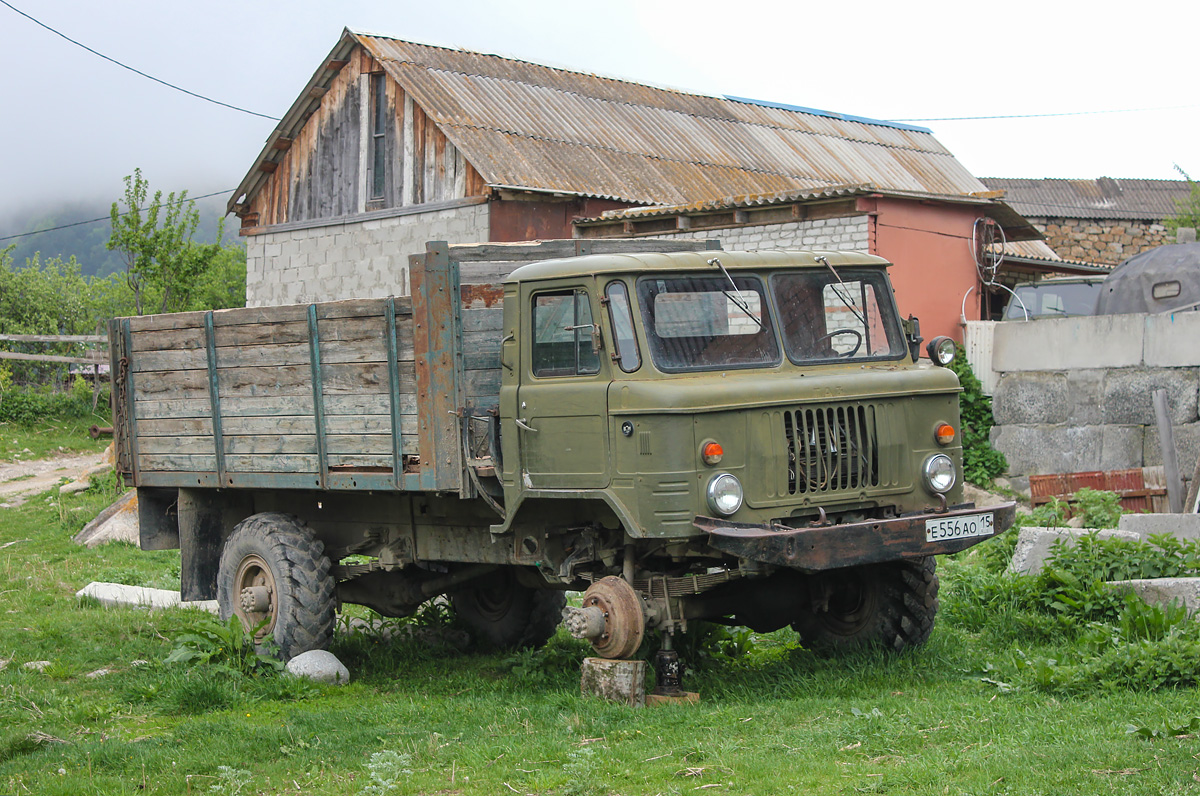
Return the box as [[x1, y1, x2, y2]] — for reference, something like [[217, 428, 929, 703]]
[[783, 403, 882, 496]]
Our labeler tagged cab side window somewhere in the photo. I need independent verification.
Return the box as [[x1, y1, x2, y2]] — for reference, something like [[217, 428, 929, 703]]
[[531, 290, 601, 377]]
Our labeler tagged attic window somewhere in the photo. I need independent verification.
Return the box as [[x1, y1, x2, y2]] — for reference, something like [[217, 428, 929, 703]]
[[370, 72, 387, 200]]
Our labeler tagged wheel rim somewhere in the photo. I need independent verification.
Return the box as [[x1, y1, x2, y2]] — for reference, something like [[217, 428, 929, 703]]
[[817, 571, 879, 637], [233, 554, 277, 639], [581, 576, 645, 659]]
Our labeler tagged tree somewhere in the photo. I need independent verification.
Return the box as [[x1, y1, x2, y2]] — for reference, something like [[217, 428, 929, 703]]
[[107, 169, 226, 314], [1166, 165, 1200, 236]]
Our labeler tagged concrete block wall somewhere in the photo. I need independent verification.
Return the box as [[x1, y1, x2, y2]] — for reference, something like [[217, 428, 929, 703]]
[[665, 215, 870, 251], [245, 203, 490, 306], [990, 312, 1200, 478]]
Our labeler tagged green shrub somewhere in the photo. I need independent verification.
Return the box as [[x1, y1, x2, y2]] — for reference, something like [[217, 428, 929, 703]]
[[947, 345, 1007, 485], [1071, 487, 1122, 529], [0, 384, 101, 423]]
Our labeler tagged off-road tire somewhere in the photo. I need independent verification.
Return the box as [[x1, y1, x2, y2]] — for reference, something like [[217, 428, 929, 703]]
[[450, 568, 566, 649], [791, 557, 939, 653], [217, 512, 336, 661]]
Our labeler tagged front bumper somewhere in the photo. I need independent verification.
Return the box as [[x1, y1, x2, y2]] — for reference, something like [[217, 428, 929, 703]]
[[696, 502, 1017, 571]]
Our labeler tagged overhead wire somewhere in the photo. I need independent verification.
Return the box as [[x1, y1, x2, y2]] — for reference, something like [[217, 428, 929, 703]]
[[891, 103, 1200, 123], [0, 0, 280, 121], [0, 189, 235, 243]]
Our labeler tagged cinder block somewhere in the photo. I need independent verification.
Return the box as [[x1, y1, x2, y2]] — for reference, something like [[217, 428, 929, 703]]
[[1107, 578, 1200, 615], [992, 372, 1070, 424], [1066, 369, 1107, 424], [1145, 313, 1200, 367], [994, 315, 1145, 372], [1118, 513, 1200, 539], [76, 582, 218, 613], [1099, 425, 1145, 470], [580, 657, 646, 707], [1102, 368, 1198, 424], [1143, 423, 1200, 471], [1009, 527, 1141, 576]]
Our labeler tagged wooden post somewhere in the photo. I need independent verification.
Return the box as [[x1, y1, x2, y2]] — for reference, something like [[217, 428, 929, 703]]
[[1152, 389, 1184, 513]]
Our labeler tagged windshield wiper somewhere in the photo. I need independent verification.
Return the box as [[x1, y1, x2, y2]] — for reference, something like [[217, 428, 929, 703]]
[[707, 257, 763, 330], [816, 255, 868, 329]]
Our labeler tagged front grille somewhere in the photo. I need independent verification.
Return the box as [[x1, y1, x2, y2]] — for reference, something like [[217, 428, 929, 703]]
[[783, 403, 879, 495]]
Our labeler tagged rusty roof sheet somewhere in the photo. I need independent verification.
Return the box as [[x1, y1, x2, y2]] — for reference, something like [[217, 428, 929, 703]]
[[350, 32, 989, 205], [980, 177, 1192, 221]]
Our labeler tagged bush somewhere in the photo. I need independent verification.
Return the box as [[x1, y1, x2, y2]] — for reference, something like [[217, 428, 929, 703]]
[[947, 345, 1007, 485], [0, 384, 100, 424]]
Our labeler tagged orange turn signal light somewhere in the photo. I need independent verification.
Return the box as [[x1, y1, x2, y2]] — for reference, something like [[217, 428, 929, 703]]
[[702, 442, 724, 465], [935, 423, 956, 446]]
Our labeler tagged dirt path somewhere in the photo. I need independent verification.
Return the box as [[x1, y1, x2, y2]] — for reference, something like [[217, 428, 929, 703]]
[[0, 451, 106, 507]]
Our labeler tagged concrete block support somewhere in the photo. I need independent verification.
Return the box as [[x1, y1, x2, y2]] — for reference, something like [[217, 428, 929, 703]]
[[580, 657, 646, 707], [1145, 313, 1200, 367], [1008, 527, 1141, 576], [992, 372, 1069, 425], [1102, 368, 1199, 425], [1118, 513, 1200, 540], [1108, 578, 1200, 616], [993, 315, 1145, 372]]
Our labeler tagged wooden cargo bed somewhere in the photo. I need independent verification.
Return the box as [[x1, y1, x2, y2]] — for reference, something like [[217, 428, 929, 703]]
[[111, 238, 718, 495]]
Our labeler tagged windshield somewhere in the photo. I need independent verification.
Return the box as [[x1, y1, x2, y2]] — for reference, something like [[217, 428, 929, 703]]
[[771, 269, 905, 364], [1003, 281, 1103, 319], [636, 275, 780, 372]]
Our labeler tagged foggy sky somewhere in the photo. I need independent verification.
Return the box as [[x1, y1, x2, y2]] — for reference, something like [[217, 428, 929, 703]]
[[1, 0, 1196, 226]]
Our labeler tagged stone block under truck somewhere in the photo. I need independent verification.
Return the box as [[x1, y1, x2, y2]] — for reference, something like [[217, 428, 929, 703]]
[[111, 239, 1015, 682]]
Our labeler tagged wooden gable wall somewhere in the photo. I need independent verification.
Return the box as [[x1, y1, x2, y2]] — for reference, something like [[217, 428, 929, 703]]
[[245, 46, 487, 230]]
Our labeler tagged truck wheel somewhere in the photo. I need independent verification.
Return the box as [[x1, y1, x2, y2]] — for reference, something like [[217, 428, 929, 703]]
[[791, 558, 938, 653], [450, 569, 566, 649], [217, 513, 336, 661]]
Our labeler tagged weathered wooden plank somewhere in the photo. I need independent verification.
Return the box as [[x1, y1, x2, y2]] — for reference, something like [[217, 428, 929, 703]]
[[327, 434, 393, 456], [0, 334, 106, 343], [132, 369, 209, 398], [130, 348, 209, 372], [460, 308, 503, 333], [324, 393, 406, 415], [216, 342, 313, 369], [0, 351, 107, 366], [127, 311, 207, 333], [134, 398, 213, 419], [463, 368, 501, 399], [224, 435, 319, 455], [328, 453, 402, 469], [225, 454, 318, 473], [139, 453, 217, 472], [325, 414, 418, 435], [131, 328, 205, 352], [138, 436, 219, 455], [214, 321, 308, 348], [207, 362, 416, 398], [223, 417, 319, 435], [463, 350, 501, 372], [137, 417, 214, 436]]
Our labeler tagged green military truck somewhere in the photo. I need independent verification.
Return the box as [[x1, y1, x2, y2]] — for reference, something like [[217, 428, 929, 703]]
[[112, 238, 1014, 670]]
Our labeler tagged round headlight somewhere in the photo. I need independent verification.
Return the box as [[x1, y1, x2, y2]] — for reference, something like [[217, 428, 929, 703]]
[[706, 473, 743, 516], [926, 336, 956, 366], [923, 453, 956, 494]]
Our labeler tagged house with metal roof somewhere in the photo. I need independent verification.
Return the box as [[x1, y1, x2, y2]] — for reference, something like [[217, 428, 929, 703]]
[[980, 177, 1193, 266], [229, 28, 1084, 344]]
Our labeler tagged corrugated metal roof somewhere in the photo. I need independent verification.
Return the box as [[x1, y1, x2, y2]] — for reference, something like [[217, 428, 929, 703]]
[[980, 177, 1192, 221], [573, 184, 1041, 242], [997, 240, 1111, 273], [349, 32, 989, 206]]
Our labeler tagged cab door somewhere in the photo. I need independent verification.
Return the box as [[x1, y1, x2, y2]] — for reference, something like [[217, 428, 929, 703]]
[[515, 287, 610, 489]]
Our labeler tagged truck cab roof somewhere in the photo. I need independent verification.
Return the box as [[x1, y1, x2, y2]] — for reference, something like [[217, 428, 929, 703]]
[[505, 248, 890, 283]]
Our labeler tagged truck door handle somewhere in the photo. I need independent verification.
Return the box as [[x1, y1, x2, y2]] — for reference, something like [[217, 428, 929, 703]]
[[515, 418, 538, 433]]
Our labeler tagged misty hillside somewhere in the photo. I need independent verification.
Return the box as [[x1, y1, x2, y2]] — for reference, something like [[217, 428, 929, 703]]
[[1, 195, 241, 278]]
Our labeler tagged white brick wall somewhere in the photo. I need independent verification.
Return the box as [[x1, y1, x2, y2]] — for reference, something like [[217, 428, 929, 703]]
[[663, 216, 869, 251], [245, 203, 491, 306]]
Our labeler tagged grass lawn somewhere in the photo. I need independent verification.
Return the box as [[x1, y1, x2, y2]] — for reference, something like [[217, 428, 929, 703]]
[[0, 415, 112, 463], [2, 479, 1199, 795]]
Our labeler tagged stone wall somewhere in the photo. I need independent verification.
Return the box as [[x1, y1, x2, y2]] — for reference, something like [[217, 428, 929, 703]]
[[1029, 217, 1173, 266], [648, 215, 870, 251], [245, 200, 490, 306], [989, 313, 1200, 484]]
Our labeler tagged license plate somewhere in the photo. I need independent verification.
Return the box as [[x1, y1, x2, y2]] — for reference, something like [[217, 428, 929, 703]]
[[925, 512, 994, 543]]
